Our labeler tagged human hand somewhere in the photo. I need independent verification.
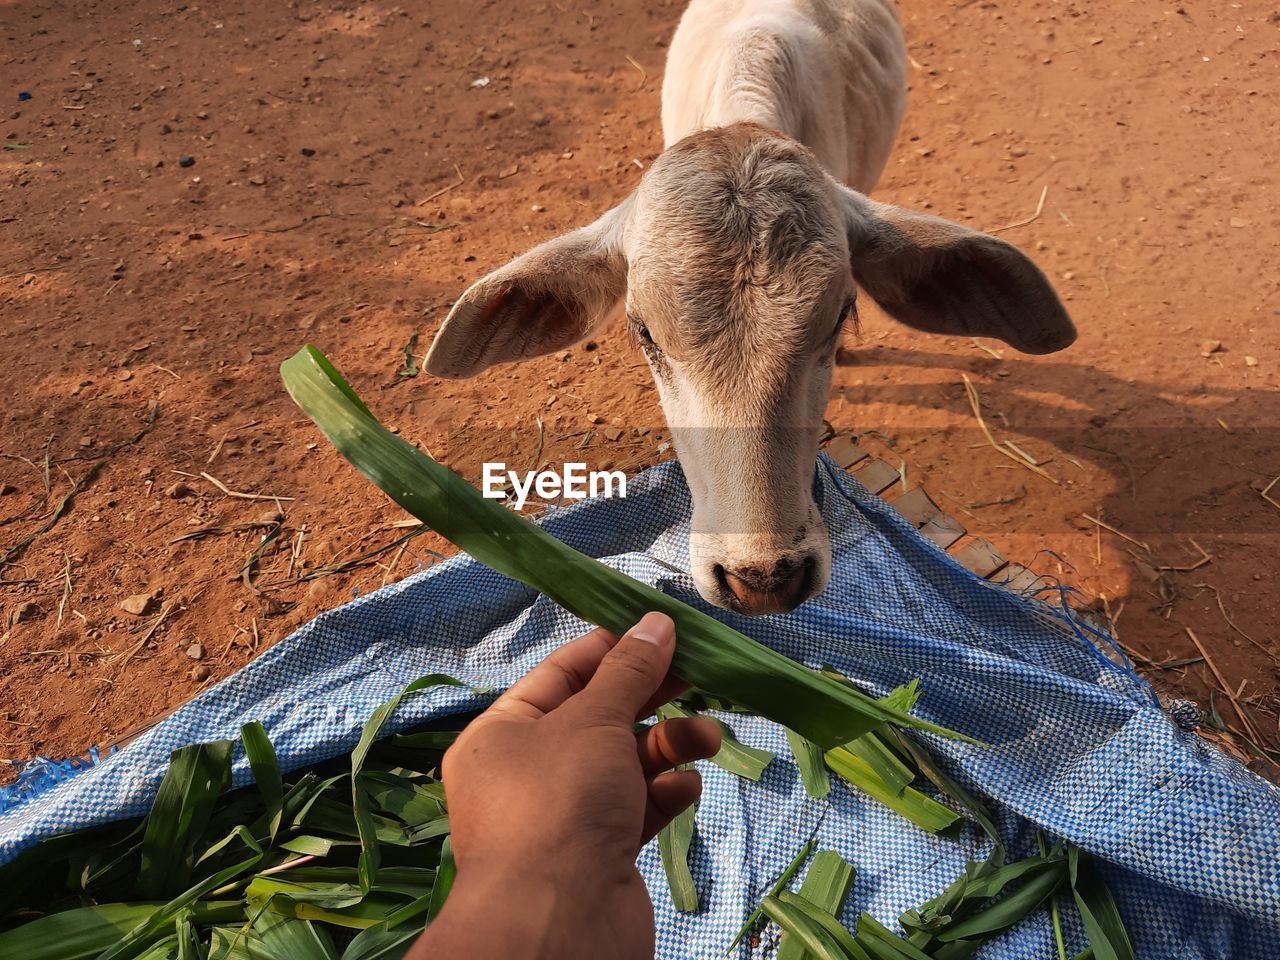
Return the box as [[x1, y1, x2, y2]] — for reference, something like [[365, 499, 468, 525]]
[[409, 611, 722, 960]]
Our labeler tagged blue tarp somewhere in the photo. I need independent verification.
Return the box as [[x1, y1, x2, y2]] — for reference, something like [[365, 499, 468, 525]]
[[2, 456, 1277, 958]]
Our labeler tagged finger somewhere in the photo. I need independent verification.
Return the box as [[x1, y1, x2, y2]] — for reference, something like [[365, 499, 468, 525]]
[[635, 717, 722, 778], [636, 673, 692, 721], [569, 611, 677, 727], [480, 627, 621, 722], [640, 769, 703, 846]]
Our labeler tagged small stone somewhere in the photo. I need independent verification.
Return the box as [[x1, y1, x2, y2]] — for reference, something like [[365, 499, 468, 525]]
[[120, 592, 158, 616], [1199, 339, 1224, 357], [530, 203, 545, 212], [196, 110, 209, 120], [9, 601, 39, 626], [165, 481, 194, 499], [248, 174, 266, 186], [1244, 355, 1258, 367], [178, 155, 195, 168], [603, 427, 624, 441], [118, 369, 133, 381], [191, 664, 212, 682], [1009, 146, 1028, 157], [160, 123, 172, 134], [79, 436, 93, 448], [185, 643, 205, 661], [259, 507, 285, 524], [1229, 216, 1250, 228], [300, 147, 316, 157]]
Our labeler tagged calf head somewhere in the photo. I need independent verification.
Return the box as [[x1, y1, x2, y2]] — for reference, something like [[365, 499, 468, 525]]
[[427, 124, 1075, 615]]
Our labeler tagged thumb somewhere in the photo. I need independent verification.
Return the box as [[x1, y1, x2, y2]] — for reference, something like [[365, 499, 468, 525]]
[[571, 612, 677, 726]]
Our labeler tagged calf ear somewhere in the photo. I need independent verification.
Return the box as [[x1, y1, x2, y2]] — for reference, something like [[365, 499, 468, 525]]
[[842, 192, 1076, 355], [425, 198, 631, 378]]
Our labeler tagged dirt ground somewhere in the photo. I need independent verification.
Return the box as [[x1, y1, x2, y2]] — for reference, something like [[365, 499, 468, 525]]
[[1, 1, 1277, 778]]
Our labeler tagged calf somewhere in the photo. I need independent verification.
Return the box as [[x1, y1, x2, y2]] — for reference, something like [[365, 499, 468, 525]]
[[427, 0, 1075, 616]]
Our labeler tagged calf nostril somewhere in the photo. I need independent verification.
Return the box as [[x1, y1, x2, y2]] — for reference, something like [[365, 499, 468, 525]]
[[719, 555, 817, 615], [712, 563, 730, 594], [775, 557, 813, 610]]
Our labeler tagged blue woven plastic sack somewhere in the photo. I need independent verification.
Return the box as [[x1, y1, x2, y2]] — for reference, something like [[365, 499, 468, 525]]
[[2, 457, 1277, 958]]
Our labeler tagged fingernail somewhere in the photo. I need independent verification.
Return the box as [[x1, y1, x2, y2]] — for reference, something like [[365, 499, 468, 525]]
[[629, 611, 674, 647]]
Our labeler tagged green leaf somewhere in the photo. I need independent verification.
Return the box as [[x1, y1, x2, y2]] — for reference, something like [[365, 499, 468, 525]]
[[778, 851, 856, 960], [937, 859, 1067, 942], [139, 741, 234, 899], [960, 853, 1059, 902], [425, 835, 457, 922], [241, 722, 284, 843], [79, 828, 146, 895], [0, 904, 164, 960], [359, 771, 448, 828], [1067, 848, 1135, 960], [279, 836, 340, 857], [797, 850, 855, 913], [340, 923, 423, 960], [288, 775, 348, 831], [880, 680, 922, 714], [99, 835, 264, 960], [786, 728, 830, 799], [659, 703, 774, 781], [839, 734, 915, 796], [760, 895, 859, 960], [775, 892, 871, 959], [390, 730, 460, 750], [725, 839, 815, 954], [351, 675, 465, 892], [246, 879, 406, 931], [856, 913, 933, 960], [298, 796, 413, 846], [176, 910, 206, 960], [824, 746, 962, 837], [281, 346, 973, 750], [136, 936, 179, 959], [880, 728, 1001, 847], [658, 793, 699, 912], [207, 913, 338, 960], [285, 868, 436, 887], [251, 910, 338, 960]]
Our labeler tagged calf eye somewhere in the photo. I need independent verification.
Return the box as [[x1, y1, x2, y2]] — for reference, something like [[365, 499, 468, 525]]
[[828, 296, 857, 341], [628, 314, 659, 352]]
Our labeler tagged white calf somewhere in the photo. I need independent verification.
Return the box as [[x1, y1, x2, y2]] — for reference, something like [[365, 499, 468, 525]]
[[427, 0, 1074, 615]]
